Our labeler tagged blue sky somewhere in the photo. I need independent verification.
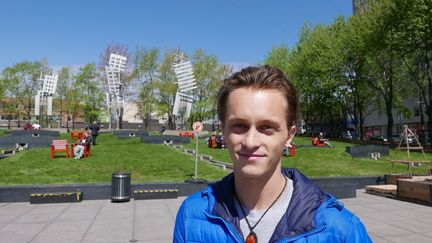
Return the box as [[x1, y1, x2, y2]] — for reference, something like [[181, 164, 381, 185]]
[[0, 0, 352, 71]]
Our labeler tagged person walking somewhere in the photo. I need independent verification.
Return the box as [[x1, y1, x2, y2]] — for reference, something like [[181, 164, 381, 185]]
[[89, 121, 100, 145]]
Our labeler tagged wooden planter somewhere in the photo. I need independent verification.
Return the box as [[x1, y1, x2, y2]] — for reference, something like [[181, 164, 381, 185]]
[[397, 178, 432, 205], [385, 174, 412, 185]]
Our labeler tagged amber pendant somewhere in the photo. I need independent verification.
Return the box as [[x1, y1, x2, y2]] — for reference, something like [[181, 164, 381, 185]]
[[245, 231, 258, 243]]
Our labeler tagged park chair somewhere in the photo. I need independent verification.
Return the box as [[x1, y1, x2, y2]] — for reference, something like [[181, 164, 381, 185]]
[[70, 130, 83, 140], [50, 140, 69, 160], [311, 137, 326, 147], [70, 142, 91, 159]]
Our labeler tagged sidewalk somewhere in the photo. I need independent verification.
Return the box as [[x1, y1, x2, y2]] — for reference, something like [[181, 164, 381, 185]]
[[0, 190, 431, 243]]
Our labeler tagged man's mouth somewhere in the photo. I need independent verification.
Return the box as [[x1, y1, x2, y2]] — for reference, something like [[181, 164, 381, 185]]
[[238, 153, 265, 160]]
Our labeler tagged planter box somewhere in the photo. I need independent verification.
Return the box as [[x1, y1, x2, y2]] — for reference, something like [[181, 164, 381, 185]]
[[134, 189, 178, 200], [397, 178, 432, 205], [385, 174, 412, 185], [30, 192, 82, 204]]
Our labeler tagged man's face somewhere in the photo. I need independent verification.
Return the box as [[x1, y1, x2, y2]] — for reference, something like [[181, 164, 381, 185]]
[[223, 88, 295, 179]]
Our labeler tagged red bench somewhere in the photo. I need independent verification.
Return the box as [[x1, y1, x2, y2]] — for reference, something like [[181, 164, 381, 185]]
[[179, 131, 195, 139], [50, 140, 69, 160]]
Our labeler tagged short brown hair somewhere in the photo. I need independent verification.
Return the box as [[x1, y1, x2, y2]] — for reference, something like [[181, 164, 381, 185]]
[[217, 65, 299, 128]]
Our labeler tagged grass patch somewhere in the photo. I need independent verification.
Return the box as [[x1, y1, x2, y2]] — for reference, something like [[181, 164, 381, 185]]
[[1, 133, 430, 186], [0, 133, 227, 186], [0, 129, 11, 137], [184, 136, 431, 177]]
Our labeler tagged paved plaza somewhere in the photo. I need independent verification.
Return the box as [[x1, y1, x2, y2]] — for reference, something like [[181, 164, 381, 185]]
[[0, 189, 431, 243]]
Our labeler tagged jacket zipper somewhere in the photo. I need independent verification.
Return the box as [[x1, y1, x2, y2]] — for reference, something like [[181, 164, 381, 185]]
[[203, 211, 244, 242]]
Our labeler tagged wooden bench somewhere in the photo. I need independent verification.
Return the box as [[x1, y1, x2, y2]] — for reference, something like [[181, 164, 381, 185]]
[[50, 140, 69, 159], [179, 131, 194, 139]]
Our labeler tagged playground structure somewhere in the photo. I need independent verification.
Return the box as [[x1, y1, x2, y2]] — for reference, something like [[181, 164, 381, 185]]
[[34, 73, 58, 128], [172, 52, 197, 126], [391, 125, 431, 176], [105, 53, 127, 130]]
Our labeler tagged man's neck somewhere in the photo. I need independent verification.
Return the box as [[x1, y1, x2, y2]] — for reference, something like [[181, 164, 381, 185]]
[[234, 169, 286, 211]]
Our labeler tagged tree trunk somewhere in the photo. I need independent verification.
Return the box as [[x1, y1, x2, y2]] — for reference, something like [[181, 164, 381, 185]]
[[119, 107, 123, 129], [426, 55, 432, 144]]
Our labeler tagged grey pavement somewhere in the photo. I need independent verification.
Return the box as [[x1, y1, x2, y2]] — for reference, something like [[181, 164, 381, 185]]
[[1, 190, 432, 243]]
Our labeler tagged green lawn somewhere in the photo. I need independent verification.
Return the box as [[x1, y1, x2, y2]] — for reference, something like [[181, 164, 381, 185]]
[[0, 133, 227, 186], [185, 136, 431, 177], [1, 133, 430, 186]]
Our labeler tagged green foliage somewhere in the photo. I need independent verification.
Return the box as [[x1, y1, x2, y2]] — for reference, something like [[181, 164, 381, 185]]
[[74, 63, 104, 123], [189, 49, 231, 129], [0, 60, 46, 122]]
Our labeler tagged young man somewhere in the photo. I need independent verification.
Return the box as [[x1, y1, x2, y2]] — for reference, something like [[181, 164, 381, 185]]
[[174, 66, 371, 242]]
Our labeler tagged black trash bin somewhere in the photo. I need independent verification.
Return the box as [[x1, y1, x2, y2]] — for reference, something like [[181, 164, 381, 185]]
[[111, 172, 131, 202]]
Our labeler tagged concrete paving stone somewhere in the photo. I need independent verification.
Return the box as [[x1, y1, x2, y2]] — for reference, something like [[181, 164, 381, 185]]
[[0, 231, 29, 243], [0, 223, 48, 242], [64, 204, 103, 214], [385, 218, 432, 234], [87, 218, 134, 232], [362, 203, 405, 212], [40, 220, 92, 233], [0, 215, 18, 228], [359, 210, 406, 222], [135, 218, 174, 229], [55, 212, 98, 222], [390, 208, 432, 220], [419, 230, 432, 238], [368, 233, 392, 243], [383, 233, 432, 243], [13, 213, 59, 224], [140, 239, 171, 243], [0, 204, 32, 216], [96, 210, 134, 220], [82, 227, 134, 243], [0, 203, 9, 208], [361, 218, 413, 237], [31, 230, 87, 243], [27, 204, 70, 215], [134, 227, 175, 242]]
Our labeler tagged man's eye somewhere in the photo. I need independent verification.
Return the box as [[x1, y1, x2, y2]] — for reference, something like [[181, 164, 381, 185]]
[[231, 124, 247, 132], [260, 125, 276, 134]]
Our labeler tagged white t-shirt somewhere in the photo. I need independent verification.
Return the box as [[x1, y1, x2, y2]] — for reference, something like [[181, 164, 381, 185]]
[[235, 177, 294, 243]]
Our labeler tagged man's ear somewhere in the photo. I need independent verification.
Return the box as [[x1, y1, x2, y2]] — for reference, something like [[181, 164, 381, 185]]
[[285, 126, 297, 147]]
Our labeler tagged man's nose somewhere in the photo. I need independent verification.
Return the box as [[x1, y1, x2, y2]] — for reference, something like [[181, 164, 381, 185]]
[[242, 128, 260, 149]]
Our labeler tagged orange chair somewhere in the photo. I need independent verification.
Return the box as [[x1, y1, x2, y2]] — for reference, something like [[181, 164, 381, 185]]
[[70, 130, 83, 140], [70, 143, 91, 159], [50, 140, 69, 159]]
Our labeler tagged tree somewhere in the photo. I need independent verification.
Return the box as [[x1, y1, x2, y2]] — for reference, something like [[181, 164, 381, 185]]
[[99, 43, 131, 129], [154, 49, 178, 130], [56, 66, 73, 127], [131, 47, 160, 131], [189, 49, 229, 129], [0, 60, 46, 126], [358, 0, 413, 139], [75, 64, 104, 123]]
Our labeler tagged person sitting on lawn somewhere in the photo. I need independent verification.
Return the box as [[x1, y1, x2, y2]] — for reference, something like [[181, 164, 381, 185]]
[[74, 132, 92, 159], [318, 131, 333, 148]]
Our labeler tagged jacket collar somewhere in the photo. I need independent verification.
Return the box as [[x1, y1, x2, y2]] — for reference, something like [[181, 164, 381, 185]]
[[210, 168, 329, 240]]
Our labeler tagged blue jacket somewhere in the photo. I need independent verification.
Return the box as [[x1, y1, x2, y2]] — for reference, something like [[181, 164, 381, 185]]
[[174, 168, 371, 242]]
